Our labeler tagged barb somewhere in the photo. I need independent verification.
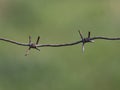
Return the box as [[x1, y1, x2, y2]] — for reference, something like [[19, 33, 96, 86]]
[[0, 31, 120, 55]]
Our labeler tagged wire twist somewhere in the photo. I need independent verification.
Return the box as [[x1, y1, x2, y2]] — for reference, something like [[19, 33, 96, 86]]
[[0, 31, 120, 56]]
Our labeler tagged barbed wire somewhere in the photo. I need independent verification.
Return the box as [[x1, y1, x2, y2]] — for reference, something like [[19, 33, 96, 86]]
[[0, 31, 120, 56]]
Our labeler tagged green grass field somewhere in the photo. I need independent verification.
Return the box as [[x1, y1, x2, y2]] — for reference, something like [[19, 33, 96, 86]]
[[0, 0, 120, 90]]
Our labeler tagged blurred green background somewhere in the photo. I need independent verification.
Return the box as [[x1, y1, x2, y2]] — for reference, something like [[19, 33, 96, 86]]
[[0, 0, 120, 90]]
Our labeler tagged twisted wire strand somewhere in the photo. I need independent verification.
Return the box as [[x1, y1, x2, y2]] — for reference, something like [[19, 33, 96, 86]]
[[0, 36, 120, 47]]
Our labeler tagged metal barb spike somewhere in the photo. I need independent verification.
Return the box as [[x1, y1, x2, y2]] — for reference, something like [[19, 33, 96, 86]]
[[91, 40, 95, 43], [35, 47, 40, 51], [36, 36, 40, 44], [78, 30, 84, 40], [82, 43, 85, 53], [25, 47, 31, 56], [29, 36, 31, 44], [88, 31, 90, 38], [78, 30, 85, 53]]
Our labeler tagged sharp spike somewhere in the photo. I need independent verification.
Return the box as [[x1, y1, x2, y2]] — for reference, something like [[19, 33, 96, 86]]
[[29, 36, 31, 44], [78, 30, 84, 40], [36, 36, 40, 44], [82, 44, 85, 53], [88, 31, 90, 38], [25, 47, 31, 56], [35, 47, 40, 51]]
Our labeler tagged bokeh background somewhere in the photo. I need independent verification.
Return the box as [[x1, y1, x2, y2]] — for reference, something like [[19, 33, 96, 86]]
[[0, 0, 120, 90]]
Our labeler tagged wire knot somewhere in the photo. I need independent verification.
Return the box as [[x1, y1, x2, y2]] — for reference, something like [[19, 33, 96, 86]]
[[25, 36, 40, 56], [29, 43, 37, 48], [82, 37, 91, 43], [78, 30, 94, 52]]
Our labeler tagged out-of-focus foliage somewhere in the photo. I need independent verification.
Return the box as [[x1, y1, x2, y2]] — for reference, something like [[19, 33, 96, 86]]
[[0, 0, 120, 90]]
